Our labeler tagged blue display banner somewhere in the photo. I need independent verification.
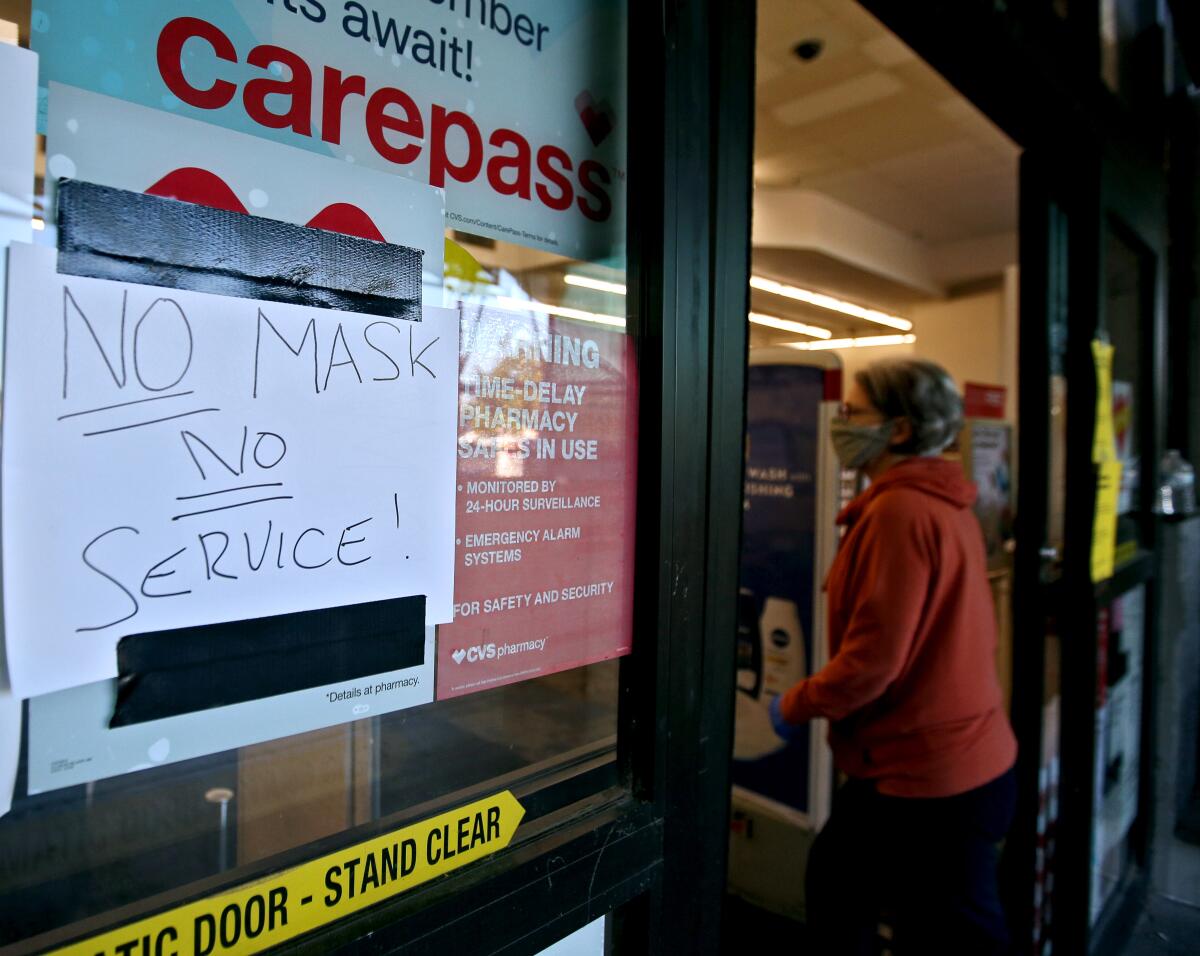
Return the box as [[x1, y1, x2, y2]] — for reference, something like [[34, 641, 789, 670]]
[[733, 362, 825, 813]]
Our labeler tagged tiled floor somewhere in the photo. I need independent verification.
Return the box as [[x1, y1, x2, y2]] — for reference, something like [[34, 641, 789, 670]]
[[721, 894, 807, 953], [1120, 895, 1200, 956], [724, 891, 1200, 954]]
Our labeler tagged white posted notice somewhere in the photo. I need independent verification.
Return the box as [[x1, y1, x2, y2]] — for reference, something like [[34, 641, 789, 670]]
[[2, 243, 459, 699]]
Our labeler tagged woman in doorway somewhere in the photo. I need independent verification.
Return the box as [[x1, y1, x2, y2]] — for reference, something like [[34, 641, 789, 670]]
[[771, 358, 1017, 955]]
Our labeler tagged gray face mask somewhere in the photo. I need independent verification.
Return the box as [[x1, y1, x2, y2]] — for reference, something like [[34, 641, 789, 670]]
[[830, 420, 895, 470]]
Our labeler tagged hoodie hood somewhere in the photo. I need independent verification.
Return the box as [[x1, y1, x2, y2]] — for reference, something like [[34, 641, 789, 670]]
[[838, 456, 977, 526]]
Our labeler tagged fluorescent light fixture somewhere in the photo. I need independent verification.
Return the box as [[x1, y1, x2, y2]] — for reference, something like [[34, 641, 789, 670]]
[[748, 311, 832, 339], [750, 276, 913, 331], [785, 334, 916, 351], [30, 217, 45, 231], [564, 274, 627, 296], [493, 295, 626, 329]]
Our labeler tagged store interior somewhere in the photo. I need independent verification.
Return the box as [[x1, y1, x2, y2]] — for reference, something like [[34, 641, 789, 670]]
[[750, 0, 1019, 387], [727, 0, 1023, 941]]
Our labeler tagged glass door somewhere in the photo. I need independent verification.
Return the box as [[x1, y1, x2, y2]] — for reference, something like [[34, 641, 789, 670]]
[[1009, 135, 1167, 954]]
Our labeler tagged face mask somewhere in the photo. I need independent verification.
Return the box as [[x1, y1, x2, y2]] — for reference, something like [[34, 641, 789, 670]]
[[830, 420, 895, 470]]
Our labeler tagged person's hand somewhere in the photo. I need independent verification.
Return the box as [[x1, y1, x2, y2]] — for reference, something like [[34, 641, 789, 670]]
[[769, 694, 803, 742]]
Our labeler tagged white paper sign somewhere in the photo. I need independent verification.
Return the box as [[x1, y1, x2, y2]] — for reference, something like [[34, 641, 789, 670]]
[[3, 243, 459, 698], [0, 41, 39, 814]]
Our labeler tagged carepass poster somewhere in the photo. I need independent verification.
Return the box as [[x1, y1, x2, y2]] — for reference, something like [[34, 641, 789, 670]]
[[31, 0, 626, 263]]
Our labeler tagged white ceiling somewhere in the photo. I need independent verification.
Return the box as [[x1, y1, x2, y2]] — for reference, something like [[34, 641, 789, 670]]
[[755, 0, 1019, 247]]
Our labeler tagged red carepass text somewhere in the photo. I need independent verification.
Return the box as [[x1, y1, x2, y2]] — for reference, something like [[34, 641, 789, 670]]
[[156, 17, 612, 223]]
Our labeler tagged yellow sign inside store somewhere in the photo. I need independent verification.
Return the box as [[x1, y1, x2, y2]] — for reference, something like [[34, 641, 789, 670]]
[[50, 791, 525, 956], [1092, 339, 1117, 464], [1091, 460, 1124, 583]]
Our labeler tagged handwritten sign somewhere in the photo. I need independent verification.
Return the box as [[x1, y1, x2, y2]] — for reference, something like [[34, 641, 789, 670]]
[[2, 244, 459, 698]]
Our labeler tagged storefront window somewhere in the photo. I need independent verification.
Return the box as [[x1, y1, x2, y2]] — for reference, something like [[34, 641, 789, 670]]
[[0, 1, 633, 951]]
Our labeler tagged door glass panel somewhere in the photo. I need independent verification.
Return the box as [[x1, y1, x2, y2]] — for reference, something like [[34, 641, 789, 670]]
[[1090, 586, 1146, 923], [1102, 222, 1154, 562], [0, 1, 633, 950]]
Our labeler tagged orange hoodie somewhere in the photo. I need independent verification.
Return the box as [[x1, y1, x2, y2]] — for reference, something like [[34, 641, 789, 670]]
[[779, 456, 1017, 798]]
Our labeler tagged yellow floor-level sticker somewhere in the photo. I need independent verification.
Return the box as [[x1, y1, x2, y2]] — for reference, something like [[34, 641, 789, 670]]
[[49, 791, 525, 956]]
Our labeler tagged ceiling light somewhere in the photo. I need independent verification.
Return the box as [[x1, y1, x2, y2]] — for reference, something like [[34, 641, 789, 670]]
[[750, 276, 913, 331], [748, 311, 831, 339], [493, 295, 626, 329], [785, 334, 916, 351], [564, 274, 627, 296]]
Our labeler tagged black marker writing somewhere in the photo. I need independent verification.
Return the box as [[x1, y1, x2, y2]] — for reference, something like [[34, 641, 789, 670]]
[[176, 482, 283, 501], [338, 517, 373, 566], [245, 522, 273, 572], [82, 408, 218, 438], [58, 390, 195, 421], [63, 285, 127, 399], [172, 495, 294, 522], [133, 298, 194, 392], [180, 427, 249, 480], [199, 531, 237, 580], [77, 526, 140, 632], [323, 323, 364, 391], [254, 431, 287, 469], [409, 325, 439, 379], [254, 309, 318, 398], [293, 528, 332, 569], [141, 547, 191, 599], [365, 321, 403, 381]]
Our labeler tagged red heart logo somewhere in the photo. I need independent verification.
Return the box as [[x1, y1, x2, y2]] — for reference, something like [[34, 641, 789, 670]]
[[305, 203, 386, 243], [146, 167, 248, 214], [575, 90, 615, 147], [145, 169, 388, 243]]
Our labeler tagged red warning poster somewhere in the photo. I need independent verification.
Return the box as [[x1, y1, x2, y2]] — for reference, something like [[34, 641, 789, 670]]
[[436, 306, 638, 699]]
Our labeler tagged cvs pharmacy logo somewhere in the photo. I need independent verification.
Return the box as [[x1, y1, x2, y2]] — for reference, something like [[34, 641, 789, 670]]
[[451, 639, 550, 664], [453, 644, 497, 665]]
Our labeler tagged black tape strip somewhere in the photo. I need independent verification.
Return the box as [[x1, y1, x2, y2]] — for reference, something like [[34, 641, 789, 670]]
[[56, 180, 423, 320], [111, 595, 426, 727]]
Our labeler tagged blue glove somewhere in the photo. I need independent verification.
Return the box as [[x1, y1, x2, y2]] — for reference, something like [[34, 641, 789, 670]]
[[769, 694, 803, 742]]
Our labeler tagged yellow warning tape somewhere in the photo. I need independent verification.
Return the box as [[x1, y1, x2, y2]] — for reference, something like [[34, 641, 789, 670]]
[[49, 790, 525, 956]]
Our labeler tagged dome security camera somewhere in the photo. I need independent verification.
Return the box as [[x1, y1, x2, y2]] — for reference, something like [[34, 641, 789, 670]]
[[793, 39, 824, 62]]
